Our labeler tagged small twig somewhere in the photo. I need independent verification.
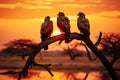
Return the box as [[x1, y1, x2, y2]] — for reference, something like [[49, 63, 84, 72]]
[[94, 32, 102, 47], [58, 40, 63, 44], [32, 61, 53, 76], [83, 72, 89, 80]]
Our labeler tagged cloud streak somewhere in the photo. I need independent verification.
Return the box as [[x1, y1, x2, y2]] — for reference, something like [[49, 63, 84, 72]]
[[99, 11, 120, 19], [59, 4, 104, 8], [88, 0, 102, 3], [0, 0, 119, 10], [88, 11, 120, 19], [0, 3, 52, 9], [0, 0, 120, 19]]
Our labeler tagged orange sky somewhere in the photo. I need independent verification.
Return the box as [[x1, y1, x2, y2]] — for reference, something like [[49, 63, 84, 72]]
[[0, 0, 120, 49]]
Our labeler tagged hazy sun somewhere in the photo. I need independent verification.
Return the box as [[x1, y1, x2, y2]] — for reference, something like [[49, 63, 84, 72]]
[[53, 30, 61, 36]]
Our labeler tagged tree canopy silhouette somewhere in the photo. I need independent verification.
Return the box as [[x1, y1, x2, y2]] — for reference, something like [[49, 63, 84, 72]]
[[1, 39, 38, 59], [100, 32, 120, 65]]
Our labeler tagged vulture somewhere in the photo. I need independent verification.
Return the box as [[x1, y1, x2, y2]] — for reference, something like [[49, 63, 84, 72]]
[[57, 12, 71, 43], [40, 16, 53, 50], [77, 12, 90, 35]]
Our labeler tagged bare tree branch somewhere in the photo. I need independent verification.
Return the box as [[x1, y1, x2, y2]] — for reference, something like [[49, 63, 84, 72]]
[[32, 61, 53, 76], [82, 34, 118, 80], [0, 32, 118, 80], [17, 33, 83, 80], [94, 32, 102, 47], [84, 72, 89, 80]]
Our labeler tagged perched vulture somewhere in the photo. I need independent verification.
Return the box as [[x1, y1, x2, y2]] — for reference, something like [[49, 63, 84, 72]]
[[40, 16, 53, 50], [77, 12, 90, 35], [57, 12, 71, 43]]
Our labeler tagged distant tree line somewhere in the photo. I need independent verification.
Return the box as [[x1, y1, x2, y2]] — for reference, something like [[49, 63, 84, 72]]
[[1, 33, 120, 62]]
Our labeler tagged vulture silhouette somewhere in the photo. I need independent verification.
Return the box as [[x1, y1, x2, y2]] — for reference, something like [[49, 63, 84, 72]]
[[77, 12, 90, 35], [40, 16, 53, 50], [57, 12, 71, 43]]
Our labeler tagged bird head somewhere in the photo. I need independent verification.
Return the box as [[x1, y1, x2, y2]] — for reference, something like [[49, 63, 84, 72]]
[[57, 12, 65, 16], [77, 12, 85, 17]]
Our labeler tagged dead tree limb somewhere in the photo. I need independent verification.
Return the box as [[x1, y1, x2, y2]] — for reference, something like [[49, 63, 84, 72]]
[[94, 32, 102, 47], [82, 34, 118, 80], [82, 32, 102, 61], [84, 72, 89, 80], [32, 61, 53, 76], [17, 32, 118, 80], [0, 32, 118, 80], [18, 33, 83, 80]]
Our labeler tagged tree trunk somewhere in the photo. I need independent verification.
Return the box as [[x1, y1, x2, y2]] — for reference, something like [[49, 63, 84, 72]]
[[83, 36, 118, 80], [16, 33, 118, 80]]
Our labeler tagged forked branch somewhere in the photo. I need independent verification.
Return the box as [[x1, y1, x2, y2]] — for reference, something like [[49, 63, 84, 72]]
[[0, 32, 118, 80]]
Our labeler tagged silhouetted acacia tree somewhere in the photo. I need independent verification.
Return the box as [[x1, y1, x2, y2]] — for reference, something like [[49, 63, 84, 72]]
[[58, 41, 97, 61], [2, 39, 38, 59], [100, 33, 120, 65]]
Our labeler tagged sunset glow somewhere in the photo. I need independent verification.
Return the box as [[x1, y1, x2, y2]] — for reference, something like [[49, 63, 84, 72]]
[[0, 70, 105, 80], [53, 30, 61, 36], [0, 0, 120, 49]]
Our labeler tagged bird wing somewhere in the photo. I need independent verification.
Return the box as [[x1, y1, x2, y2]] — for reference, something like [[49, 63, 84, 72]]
[[46, 21, 53, 36]]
